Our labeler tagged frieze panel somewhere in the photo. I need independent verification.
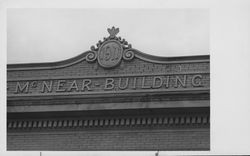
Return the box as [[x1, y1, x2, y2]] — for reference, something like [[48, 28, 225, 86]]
[[7, 73, 209, 97]]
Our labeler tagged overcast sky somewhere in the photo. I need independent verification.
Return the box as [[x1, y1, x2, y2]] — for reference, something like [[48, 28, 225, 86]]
[[7, 9, 209, 64]]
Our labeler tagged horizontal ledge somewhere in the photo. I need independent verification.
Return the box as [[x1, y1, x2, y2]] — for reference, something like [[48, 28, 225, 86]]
[[7, 71, 210, 82], [7, 115, 210, 130], [7, 88, 210, 99], [7, 100, 210, 113], [8, 126, 210, 135]]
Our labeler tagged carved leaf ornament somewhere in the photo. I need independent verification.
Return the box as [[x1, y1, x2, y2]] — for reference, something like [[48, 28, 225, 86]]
[[87, 27, 134, 68]]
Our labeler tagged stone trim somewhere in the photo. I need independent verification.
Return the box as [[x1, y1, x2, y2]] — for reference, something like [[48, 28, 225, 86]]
[[7, 71, 209, 82], [7, 87, 209, 98], [8, 114, 209, 130], [7, 51, 209, 71]]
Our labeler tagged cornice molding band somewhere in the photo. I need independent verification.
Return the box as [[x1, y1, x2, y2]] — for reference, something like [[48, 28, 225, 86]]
[[8, 115, 209, 130]]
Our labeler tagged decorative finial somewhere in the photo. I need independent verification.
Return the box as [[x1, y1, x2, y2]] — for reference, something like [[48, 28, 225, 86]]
[[88, 27, 134, 68], [107, 26, 119, 38]]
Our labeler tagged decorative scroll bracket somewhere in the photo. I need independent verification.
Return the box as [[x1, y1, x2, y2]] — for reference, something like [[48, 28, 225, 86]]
[[86, 26, 134, 68]]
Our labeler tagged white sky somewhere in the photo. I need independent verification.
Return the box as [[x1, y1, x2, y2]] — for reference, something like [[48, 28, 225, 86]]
[[1, 0, 250, 156], [7, 9, 209, 64]]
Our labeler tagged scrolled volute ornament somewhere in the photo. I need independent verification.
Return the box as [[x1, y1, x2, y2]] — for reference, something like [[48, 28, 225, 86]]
[[123, 49, 135, 61], [86, 51, 97, 63], [88, 27, 135, 68]]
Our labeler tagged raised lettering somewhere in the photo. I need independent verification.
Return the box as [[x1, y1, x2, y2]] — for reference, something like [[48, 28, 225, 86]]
[[192, 75, 203, 87], [104, 78, 114, 90], [15, 82, 29, 94], [68, 80, 79, 92], [152, 76, 163, 89], [40, 81, 53, 93], [8, 73, 207, 96], [174, 75, 187, 88], [82, 79, 92, 91], [165, 76, 170, 88], [141, 77, 151, 89], [104, 46, 111, 61], [118, 78, 129, 90], [56, 80, 66, 92], [132, 77, 137, 90]]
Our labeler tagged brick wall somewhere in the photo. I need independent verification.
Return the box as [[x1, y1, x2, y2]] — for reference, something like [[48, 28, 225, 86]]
[[7, 128, 209, 151], [7, 107, 210, 151], [7, 54, 210, 151], [7, 58, 209, 79]]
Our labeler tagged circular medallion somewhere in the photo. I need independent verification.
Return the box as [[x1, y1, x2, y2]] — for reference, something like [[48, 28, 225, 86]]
[[98, 40, 123, 68]]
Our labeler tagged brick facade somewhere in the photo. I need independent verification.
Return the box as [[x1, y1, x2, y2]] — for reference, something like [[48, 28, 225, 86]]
[[7, 27, 210, 151], [8, 129, 209, 151], [7, 107, 209, 151]]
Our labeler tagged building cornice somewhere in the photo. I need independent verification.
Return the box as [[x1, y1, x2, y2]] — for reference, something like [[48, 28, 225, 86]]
[[8, 113, 209, 131], [7, 49, 209, 71]]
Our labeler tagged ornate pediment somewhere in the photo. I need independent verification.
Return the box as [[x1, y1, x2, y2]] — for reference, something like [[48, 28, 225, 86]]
[[86, 26, 134, 68]]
